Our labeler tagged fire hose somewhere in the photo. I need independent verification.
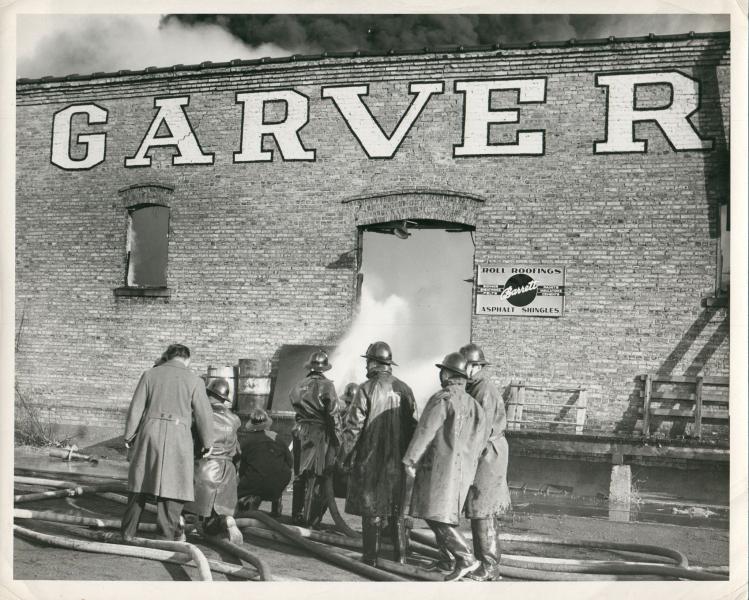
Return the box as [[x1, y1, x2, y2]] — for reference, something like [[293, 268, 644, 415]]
[[200, 535, 272, 581], [242, 509, 406, 581], [15, 483, 124, 504], [237, 521, 642, 581], [14, 476, 725, 581], [13, 509, 271, 581], [236, 517, 440, 558], [13, 524, 258, 580], [323, 475, 361, 538], [408, 530, 726, 580], [13, 524, 212, 580], [49, 447, 100, 464]]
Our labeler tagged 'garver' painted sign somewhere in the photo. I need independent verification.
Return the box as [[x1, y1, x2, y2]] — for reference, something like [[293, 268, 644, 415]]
[[50, 71, 713, 170], [476, 265, 566, 317]]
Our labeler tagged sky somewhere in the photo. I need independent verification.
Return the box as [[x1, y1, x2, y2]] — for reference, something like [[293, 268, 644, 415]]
[[16, 13, 731, 79]]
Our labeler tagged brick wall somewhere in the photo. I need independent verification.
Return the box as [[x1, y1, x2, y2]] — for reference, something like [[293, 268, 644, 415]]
[[15, 35, 730, 438]]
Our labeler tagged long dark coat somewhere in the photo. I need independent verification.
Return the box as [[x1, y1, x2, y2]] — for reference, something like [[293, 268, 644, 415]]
[[403, 379, 485, 525], [124, 360, 214, 502], [185, 398, 241, 517], [342, 369, 417, 517], [289, 372, 340, 475], [464, 369, 512, 518], [238, 430, 293, 500]]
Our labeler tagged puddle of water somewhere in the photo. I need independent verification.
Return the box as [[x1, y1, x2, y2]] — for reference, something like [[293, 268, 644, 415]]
[[508, 490, 729, 530]]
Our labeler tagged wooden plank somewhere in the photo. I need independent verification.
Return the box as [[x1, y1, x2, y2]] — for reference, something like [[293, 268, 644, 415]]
[[575, 390, 587, 435], [516, 383, 526, 427], [637, 408, 729, 419], [642, 374, 652, 437], [649, 408, 694, 418], [638, 390, 729, 403], [506, 381, 520, 431], [520, 386, 584, 393], [695, 376, 704, 439], [511, 401, 580, 408], [649, 375, 728, 386]]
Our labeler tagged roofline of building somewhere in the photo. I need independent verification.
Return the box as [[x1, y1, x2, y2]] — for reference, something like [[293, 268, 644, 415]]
[[16, 30, 729, 85]]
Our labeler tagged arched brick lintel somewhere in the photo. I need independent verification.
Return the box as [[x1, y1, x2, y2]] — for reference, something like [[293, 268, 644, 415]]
[[343, 189, 485, 227], [118, 182, 174, 209]]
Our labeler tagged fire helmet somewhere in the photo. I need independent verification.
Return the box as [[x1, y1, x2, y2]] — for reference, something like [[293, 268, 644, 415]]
[[361, 341, 398, 366], [305, 349, 332, 372], [206, 378, 232, 403], [436, 352, 469, 378], [459, 343, 489, 366]]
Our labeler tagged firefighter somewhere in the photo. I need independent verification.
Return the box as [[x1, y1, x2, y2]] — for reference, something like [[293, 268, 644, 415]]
[[237, 408, 293, 517], [340, 341, 417, 565], [184, 378, 243, 543], [289, 349, 340, 527], [460, 343, 511, 581], [402, 352, 486, 581], [122, 343, 214, 542]]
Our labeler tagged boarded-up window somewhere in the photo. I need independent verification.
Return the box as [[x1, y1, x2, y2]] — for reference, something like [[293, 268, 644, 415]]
[[126, 205, 169, 288]]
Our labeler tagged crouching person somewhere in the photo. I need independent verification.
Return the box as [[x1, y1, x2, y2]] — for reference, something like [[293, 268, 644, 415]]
[[184, 378, 242, 543], [237, 409, 293, 517], [402, 352, 486, 582]]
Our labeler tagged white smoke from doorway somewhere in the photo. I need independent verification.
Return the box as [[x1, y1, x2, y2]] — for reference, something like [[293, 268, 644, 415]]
[[328, 276, 445, 416]]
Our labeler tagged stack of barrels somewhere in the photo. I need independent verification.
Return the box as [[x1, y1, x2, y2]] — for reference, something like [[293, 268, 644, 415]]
[[206, 359, 271, 427]]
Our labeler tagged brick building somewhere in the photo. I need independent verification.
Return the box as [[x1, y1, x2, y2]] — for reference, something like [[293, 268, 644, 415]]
[[15, 32, 730, 447]]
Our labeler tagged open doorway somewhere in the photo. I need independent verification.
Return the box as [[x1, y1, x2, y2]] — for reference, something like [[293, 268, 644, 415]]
[[328, 219, 475, 409]]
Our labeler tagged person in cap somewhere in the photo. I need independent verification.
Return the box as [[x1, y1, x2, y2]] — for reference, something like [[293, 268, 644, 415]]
[[184, 378, 242, 543], [122, 343, 214, 542], [237, 409, 293, 517], [339, 341, 417, 565], [402, 352, 486, 581], [289, 349, 340, 526], [460, 343, 511, 581]]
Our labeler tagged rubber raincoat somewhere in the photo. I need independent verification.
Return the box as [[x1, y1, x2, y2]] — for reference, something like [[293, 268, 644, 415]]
[[342, 368, 417, 516], [464, 369, 512, 517], [403, 379, 485, 525], [185, 397, 241, 517], [289, 372, 340, 475]]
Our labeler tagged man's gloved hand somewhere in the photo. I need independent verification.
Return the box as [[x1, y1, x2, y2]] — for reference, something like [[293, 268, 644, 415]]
[[404, 463, 416, 480]]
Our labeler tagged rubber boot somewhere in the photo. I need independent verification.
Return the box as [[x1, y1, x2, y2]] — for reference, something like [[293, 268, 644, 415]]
[[439, 524, 480, 582], [467, 518, 500, 581], [390, 516, 410, 564], [225, 516, 243, 544], [292, 477, 307, 525], [361, 516, 382, 566], [270, 496, 283, 518], [424, 521, 456, 572]]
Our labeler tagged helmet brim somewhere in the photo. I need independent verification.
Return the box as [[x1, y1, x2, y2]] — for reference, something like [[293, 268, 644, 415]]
[[361, 354, 398, 366], [305, 362, 332, 372], [207, 388, 232, 403], [435, 363, 468, 378]]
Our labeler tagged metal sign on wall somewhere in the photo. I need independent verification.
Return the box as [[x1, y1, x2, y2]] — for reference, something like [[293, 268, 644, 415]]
[[475, 265, 566, 317]]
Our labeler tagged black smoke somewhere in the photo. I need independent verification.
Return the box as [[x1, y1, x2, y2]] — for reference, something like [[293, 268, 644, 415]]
[[163, 14, 728, 54]]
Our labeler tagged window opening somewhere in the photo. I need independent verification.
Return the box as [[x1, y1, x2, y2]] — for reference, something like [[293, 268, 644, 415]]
[[126, 204, 169, 288]]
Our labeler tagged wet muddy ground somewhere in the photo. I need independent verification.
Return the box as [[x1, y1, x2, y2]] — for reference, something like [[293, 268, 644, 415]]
[[12, 447, 730, 582]]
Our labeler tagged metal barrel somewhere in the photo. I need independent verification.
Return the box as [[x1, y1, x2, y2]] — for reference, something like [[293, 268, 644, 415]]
[[236, 358, 271, 416]]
